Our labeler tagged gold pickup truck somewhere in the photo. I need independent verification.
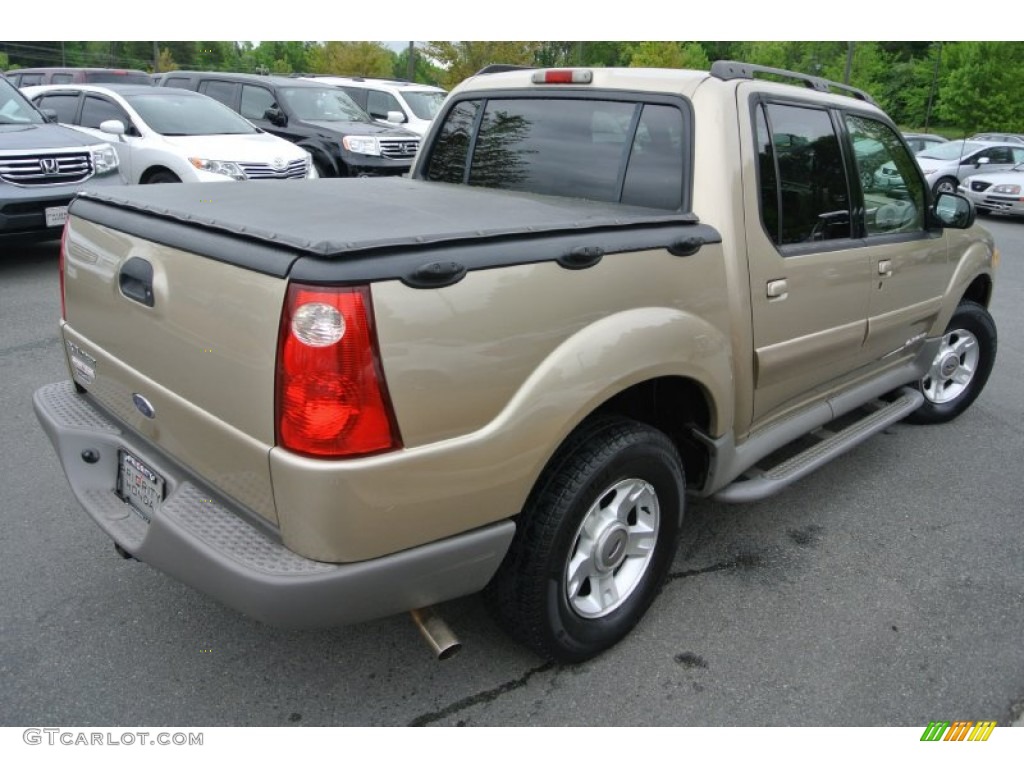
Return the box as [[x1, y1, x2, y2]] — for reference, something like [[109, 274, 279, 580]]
[[34, 62, 998, 662]]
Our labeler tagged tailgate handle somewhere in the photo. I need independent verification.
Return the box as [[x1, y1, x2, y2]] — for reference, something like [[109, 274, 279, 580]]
[[119, 257, 155, 307], [403, 261, 467, 289]]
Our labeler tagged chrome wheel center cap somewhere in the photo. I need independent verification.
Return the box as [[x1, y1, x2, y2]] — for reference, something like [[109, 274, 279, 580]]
[[940, 353, 960, 378], [596, 524, 629, 572]]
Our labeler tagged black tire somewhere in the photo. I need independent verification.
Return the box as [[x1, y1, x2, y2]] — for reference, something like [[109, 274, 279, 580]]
[[905, 301, 997, 425], [484, 417, 684, 663], [976, 207, 992, 217], [932, 176, 959, 196], [145, 170, 181, 184]]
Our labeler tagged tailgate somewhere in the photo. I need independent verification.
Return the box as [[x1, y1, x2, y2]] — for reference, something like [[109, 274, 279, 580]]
[[61, 215, 287, 524]]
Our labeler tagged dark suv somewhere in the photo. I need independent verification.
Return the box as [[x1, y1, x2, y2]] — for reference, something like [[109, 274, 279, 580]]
[[1, 74, 124, 244], [4, 68, 152, 87], [154, 71, 420, 177]]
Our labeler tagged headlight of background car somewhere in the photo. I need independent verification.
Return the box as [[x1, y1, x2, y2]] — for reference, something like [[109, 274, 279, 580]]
[[90, 145, 119, 175], [341, 136, 380, 156], [189, 157, 247, 181], [992, 184, 1022, 195]]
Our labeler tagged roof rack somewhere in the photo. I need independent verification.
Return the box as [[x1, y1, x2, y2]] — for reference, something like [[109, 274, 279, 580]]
[[474, 64, 536, 76], [710, 60, 876, 105]]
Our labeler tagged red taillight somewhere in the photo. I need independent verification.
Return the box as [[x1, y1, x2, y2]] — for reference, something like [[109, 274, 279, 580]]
[[59, 218, 69, 320], [276, 284, 401, 458], [530, 69, 593, 85]]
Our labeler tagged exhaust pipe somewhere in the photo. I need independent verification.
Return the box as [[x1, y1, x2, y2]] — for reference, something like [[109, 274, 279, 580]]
[[410, 607, 461, 660]]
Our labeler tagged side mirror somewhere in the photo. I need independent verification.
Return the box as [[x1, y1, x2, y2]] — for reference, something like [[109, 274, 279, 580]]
[[39, 108, 59, 123], [99, 119, 126, 137], [977, 156, 990, 166], [932, 192, 975, 229], [263, 107, 286, 126], [386, 110, 406, 124]]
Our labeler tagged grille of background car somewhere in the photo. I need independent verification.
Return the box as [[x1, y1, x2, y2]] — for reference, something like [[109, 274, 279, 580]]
[[238, 158, 310, 180], [971, 180, 992, 192], [0, 152, 93, 185], [379, 138, 420, 159]]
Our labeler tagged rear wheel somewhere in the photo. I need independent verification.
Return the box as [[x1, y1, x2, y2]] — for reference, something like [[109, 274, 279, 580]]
[[906, 301, 997, 424], [485, 417, 685, 663]]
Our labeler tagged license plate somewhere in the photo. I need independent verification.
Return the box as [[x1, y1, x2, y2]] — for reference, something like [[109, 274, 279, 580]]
[[45, 206, 68, 228], [117, 451, 164, 521]]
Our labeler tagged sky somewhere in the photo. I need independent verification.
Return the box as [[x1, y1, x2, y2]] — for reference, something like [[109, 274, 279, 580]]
[[4, 1, 952, 44]]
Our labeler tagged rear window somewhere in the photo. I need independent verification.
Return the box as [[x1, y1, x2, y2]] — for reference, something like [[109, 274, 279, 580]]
[[84, 72, 152, 85], [424, 97, 687, 210]]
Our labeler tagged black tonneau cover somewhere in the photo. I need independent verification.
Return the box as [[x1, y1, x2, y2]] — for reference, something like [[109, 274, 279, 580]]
[[72, 178, 717, 284]]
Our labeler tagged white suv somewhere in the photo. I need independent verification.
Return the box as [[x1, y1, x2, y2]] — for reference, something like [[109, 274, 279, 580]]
[[305, 76, 446, 137]]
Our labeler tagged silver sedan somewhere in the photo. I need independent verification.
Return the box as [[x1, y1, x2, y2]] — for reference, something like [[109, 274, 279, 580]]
[[958, 162, 1024, 218]]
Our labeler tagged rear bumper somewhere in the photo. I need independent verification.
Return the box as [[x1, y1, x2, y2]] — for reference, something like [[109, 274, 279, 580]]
[[33, 380, 514, 628]]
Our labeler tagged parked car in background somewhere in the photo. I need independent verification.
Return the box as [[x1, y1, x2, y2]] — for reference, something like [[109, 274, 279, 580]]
[[1, 74, 122, 244], [969, 132, 1024, 145], [902, 132, 947, 154], [910, 139, 1024, 194], [154, 71, 420, 177], [959, 161, 1024, 218], [5, 67, 152, 87], [23, 84, 315, 184], [305, 76, 447, 137]]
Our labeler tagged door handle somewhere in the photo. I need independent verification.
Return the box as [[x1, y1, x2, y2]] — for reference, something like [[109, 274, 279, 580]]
[[766, 279, 788, 301], [878, 259, 892, 277]]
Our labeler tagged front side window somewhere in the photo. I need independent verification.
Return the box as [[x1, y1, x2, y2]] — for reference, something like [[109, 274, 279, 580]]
[[240, 85, 275, 120], [757, 102, 851, 246], [35, 93, 80, 124], [199, 80, 237, 108], [426, 97, 687, 211], [846, 114, 924, 236], [81, 95, 128, 129], [366, 90, 402, 120]]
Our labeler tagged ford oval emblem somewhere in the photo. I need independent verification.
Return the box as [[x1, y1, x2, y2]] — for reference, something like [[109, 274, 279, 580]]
[[132, 393, 156, 419]]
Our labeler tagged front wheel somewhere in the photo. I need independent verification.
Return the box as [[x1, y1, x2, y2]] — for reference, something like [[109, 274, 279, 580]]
[[905, 301, 997, 425], [484, 417, 685, 663], [933, 176, 959, 195]]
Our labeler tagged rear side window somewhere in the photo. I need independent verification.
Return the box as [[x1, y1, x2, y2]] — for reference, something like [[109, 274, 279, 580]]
[[426, 97, 687, 210], [19, 74, 44, 86], [51, 74, 74, 84], [756, 102, 851, 246], [163, 77, 192, 89]]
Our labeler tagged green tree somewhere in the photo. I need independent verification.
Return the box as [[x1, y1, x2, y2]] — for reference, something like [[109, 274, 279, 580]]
[[423, 41, 542, 89], [937, 41, 1024, 132], [393, 45, 445, 85], [626, 42, 709, 69], [307, 41, 394, 76]]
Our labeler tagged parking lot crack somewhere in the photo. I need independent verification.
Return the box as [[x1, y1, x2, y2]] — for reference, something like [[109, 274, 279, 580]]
[[407, 661, 555, 726]]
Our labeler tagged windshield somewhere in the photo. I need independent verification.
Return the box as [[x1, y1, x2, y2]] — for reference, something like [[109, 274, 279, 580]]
[[403, 90, 446, 120], [126, 92, 258, 136], [278, 87, 369, 122], [918, 140, 986, 161], [0, 77, 44, 125]]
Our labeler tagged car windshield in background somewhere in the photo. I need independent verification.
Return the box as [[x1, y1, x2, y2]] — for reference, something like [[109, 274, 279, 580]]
[[918, 140, 986, 161], [0, 78, 44, 125], [278, 87, 368, 122], [84, 72, 152, 85], [125, 92, 259, 136], [403, 90, 446, 120]]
